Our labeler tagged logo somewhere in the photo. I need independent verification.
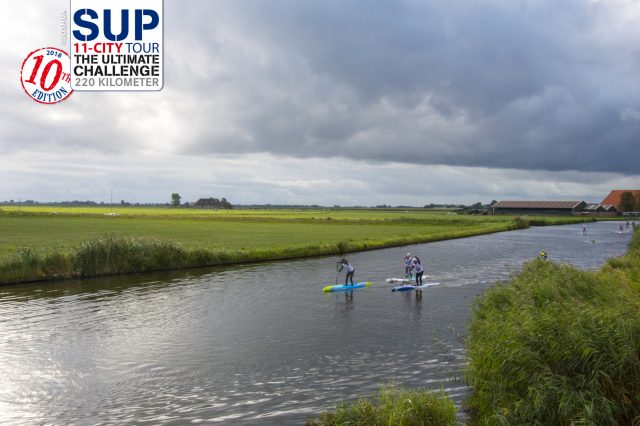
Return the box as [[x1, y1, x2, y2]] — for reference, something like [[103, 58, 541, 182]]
[[69, 0, 163, 91], [20, 47, 73, 104]]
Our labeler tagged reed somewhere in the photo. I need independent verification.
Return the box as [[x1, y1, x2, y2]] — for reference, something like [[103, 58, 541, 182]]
[[465, 229, 640, 425], [306, 385, 459, 426]]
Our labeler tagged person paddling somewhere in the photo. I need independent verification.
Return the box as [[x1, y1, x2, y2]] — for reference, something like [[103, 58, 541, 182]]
[[409, 258, 425, 286], [539, 250, 548, 260], [338, 259, 355, 285], [403, 253, 412, 277]]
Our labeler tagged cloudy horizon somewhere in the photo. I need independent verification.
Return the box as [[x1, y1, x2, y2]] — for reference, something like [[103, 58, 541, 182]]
[[2, 0, 639, 205]]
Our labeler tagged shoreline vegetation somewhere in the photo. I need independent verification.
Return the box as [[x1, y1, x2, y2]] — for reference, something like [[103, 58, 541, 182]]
[[310, 228, 639, 425], [0, 207, 589, 285], [465, 227, 640, 424], [306, 385, 458, 426]]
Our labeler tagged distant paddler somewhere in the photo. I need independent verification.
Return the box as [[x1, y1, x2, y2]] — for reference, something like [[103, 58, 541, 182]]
[[338, 259, 356, 285], [539, 250, 548, 260], [403, 253, 413, 277]]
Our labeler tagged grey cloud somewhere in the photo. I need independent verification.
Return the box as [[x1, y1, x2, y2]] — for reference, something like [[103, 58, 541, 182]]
[[1, 0, 639, 178], [166, 0, 640, 174]]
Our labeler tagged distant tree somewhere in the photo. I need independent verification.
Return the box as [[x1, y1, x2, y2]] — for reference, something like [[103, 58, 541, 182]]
[[490, 200, 498, 207], [470, 202, 483, 209], [619, 192, 636, 212], [220, 197, 233, 209], [194, 197, 225, 209], [171, 193, 181, 207]]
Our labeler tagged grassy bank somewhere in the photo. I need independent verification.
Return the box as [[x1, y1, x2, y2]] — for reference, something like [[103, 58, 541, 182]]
[[307, 385, 459, 426], [0, 223, 513, 284], [465, 229, 640, 425], [0, 208, 588, 284]]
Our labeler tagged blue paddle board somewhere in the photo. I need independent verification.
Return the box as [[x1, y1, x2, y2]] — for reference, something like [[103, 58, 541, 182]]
[[391, 282, 440, 292]]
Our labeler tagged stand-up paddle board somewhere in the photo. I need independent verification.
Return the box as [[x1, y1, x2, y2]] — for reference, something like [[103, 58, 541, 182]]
[[391, 282, 440, 292], [386, 275, 429, 284], [386, 277, 413, 284], [323, 282, 371, 293]]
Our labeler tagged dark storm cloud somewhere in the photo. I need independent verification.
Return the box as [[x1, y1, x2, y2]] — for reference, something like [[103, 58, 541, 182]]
[[167, 0, 640, 174]]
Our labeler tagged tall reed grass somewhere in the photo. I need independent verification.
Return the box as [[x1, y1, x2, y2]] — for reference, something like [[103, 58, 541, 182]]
[[306, 385, 459, 426], [465, 229, 640, 425]]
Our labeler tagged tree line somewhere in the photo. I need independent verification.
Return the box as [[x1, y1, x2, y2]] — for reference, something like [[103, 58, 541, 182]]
[[171, 193, 233, 209]]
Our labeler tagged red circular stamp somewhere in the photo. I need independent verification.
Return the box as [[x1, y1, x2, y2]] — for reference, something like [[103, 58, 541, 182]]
[[20, 47, 73, 104]]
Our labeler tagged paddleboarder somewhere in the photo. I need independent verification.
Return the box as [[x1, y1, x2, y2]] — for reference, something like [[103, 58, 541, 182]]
[[338, 259, 355, 285], [403, 253, 413, 277], [409, 258, 425, 285]]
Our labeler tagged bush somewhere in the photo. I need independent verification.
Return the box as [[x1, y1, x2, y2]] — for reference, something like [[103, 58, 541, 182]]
[[307, 385, 458, 426], [510, 216, 530, 230]]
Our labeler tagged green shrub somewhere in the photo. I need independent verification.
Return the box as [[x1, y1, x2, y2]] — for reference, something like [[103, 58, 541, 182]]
[[510, 216, 530, 230], [307, 385, 459, 426]]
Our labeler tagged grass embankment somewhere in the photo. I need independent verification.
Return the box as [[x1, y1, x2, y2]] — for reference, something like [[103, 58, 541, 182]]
[[0, 208, 586, 284], [466, 229, 640, 425], [307, 385, 459, 426]]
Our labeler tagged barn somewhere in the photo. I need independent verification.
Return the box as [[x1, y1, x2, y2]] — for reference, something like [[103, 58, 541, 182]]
[[601, 190, 640, 212], [491, 200, 588, 216]]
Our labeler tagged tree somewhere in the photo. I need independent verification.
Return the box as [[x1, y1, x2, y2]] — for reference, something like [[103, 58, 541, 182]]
[[619, 191, 636, 212], [171, 193, 181, 207], [221, 197, 233, 209]]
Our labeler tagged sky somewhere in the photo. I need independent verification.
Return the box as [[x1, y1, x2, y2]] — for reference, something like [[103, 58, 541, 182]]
[[1, 0, 639, 206]]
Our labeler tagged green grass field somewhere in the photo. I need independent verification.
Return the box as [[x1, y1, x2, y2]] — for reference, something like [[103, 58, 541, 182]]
[[2, 205, 454, 219], [0, 206, 587, 283], [0, 207, 514, 261]]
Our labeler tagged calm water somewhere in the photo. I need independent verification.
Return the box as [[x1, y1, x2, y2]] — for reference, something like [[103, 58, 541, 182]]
[[0, 222, 633, 425]]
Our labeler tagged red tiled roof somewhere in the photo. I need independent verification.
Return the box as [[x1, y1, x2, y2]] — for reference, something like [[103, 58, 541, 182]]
[[601, 190, 640, 208], [493, 201, 584, 209]]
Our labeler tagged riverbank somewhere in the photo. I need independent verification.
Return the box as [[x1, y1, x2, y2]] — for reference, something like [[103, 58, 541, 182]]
[[0, 208, 590, 284], [466, 227, 640, 424]]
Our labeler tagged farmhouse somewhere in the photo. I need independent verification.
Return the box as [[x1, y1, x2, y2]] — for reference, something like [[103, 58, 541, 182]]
[[491, 200, 588, 216], [601, 190, 640, 212]]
